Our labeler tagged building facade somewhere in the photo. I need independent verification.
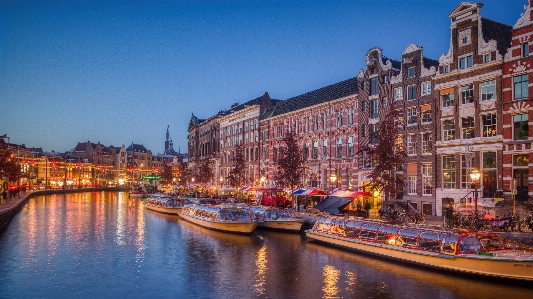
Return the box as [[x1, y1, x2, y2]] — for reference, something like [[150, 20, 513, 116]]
[[503, 0, 533, 202], [434, 2, 512, 215]]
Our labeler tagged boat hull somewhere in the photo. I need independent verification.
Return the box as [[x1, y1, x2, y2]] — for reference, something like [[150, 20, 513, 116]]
[[129, 192, 147, 198], [145, 204, 182, 215], [179, 212, 258, 234], [259, 220, 304, 232], [306, 231, 533, 281]]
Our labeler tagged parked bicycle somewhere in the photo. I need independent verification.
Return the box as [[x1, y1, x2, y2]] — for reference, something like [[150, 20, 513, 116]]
[[519, 212, 533, 232]]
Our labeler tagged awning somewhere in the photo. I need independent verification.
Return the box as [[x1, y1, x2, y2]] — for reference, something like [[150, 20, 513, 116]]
[[292, 189, 306, 195], [240, 186, 250, 191], [302, 188, 328, 196]]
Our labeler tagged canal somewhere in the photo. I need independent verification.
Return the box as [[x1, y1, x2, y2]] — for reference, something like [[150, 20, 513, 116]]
[[0, 192, 531, 299]]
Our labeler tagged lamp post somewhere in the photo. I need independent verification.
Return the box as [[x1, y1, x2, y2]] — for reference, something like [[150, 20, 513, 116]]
[[469, 168, 480, 216], [260, 176, 265, 187], [220, 176, 223, 187]]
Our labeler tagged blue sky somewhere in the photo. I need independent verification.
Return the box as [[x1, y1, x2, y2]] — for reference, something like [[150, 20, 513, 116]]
[[0, 0, 526, 154]]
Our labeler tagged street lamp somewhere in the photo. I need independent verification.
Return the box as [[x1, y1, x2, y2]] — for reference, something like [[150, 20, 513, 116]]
[[260, 176, 265, 187], [329, 174, 337, 190], [469, 168, 480, 216], [220, 176, 223, 186]]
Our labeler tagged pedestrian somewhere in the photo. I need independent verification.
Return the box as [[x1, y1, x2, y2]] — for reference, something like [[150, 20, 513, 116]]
[[356, 201, 362, 217], [296, 197, 301, 211], [364, 201, 371, 218], [446, 202, 454, 227]]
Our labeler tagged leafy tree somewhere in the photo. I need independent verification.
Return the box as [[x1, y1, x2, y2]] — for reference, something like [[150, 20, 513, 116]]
[[176, 159, 190, 186], [227, 144, 246, 187], [159, 160, 173, 185], [274, 132, 305, 192], [0, 143, 22, 182], [196, 155, 214, 185], [357, 109, 407, 201]]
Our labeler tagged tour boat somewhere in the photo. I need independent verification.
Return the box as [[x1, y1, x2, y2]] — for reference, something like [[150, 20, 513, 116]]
[[306, 217, 533, 281], [249, 206, 305, 232], [129, 191, 148, 198], [144, 195, 188, 215], [178, 204, 259, 234]]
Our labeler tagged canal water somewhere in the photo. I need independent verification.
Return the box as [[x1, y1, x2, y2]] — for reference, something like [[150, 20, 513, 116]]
[[0, 192, 531, 299]]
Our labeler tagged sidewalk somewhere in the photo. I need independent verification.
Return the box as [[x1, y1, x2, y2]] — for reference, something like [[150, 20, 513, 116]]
[[0, 192, 30, 214]]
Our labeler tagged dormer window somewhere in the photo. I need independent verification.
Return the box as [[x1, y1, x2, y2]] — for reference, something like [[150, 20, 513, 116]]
[[522, 42, 529, 57]]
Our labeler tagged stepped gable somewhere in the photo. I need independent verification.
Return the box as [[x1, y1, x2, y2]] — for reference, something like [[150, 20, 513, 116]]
[[271, 77, 358, 117], [126, 143, 148, 153], [481, 17, 513, 57]]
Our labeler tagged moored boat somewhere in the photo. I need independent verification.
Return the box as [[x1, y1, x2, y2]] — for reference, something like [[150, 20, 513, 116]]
[[178, 204, 259, 234], [144, 195, 189, 215], [306, 216, 533, 281], [250, 206, 305, 232], [129, 191, 149, 198]]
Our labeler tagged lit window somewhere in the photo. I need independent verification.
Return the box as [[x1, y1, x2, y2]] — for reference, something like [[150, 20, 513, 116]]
[[443, 156, 455, 189], [421, 132, 432, 154], [461, 117, 475, 139], [443, 119, 455, 141], [408, 176, 417, 194], [407, 134, 417, 155], [407, 107, 417, 125], [482, 114, 496, 138], [422, 164, 432, 195]]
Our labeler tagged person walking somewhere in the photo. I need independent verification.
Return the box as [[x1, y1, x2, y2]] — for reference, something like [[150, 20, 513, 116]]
[[446, 203, 454, 228], [364, 201, 371, 219]]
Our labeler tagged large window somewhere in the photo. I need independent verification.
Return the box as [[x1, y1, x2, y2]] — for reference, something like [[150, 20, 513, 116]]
[[336, 138, 343, 158], [461, 117, 475, 139], [370, 124, 378, 144], [312, 141, 318, 159], [322, 140, 327, 156], [481, 80, 496, 101], [422, 164, 432, 195], [422, 132, 432, 154], [482, 114, 496, 137], [407, 85, 417, 100], [347, 136, 354, 156], [459, 55, 473, 69], [407, 107, 417, 125], [461, 155, 474, 189], [370, 99, 379, 119], [514, 114, 529, 140], [421, 105, 432, 123], [443, 156, 455, 189], [370, 77, 379, 96], [523, 42, 530, 57], [407, 134, 417, 155], [336, 111, 342, 127], [394, 87, 403, 101], [422, 82, 432, 96], [441, 92, 454, 108], [408, 176, 417, 194], [443, 119, 455, 141], [514, 74, 528, 100], [461, 85, 474, 104]]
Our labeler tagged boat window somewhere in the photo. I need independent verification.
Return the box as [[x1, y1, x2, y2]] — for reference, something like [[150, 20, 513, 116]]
[[458, 236, 481, 253], [359, 229, 377, 241], [376, 227, 399, 244], [346, 221, 366, 230], [344, 222, 360, 239], [441, 234, 460, 255], [419, 232, 442, 241], [418, 239, 441, 252], [479, 236, 505, 251], [398, 229, 420, 238]]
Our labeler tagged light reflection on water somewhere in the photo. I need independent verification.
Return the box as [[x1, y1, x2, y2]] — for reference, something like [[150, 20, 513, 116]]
[[0, 192, 532, 299]]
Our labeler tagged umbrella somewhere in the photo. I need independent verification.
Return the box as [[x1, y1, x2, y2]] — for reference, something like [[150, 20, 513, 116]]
[[302, 188, 328, 196], [292, 189, 306, 195]]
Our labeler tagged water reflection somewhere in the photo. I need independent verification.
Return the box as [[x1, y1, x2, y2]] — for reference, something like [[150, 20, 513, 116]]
[[0, 193, 532, 299]]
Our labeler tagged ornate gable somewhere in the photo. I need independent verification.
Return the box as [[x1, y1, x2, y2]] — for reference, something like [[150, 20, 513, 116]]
[[514, 1, 533, 29], [448, 2, 483, 19]]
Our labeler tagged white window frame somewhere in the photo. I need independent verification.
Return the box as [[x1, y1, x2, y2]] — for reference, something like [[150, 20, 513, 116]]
[[480, 80, 496, 101], [421, 132, 432, 154], [408, 176, 417, 194], [422, 82, 432, 96], [422, 164, 432, 195], [394, 87, 403, 101]]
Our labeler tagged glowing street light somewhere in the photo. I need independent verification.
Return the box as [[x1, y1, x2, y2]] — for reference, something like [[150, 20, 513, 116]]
[[469, 168, 480, 216]]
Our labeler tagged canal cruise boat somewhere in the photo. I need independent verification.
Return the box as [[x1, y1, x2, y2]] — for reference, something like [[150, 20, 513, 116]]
[[178, 204, 259, 234], [144, 195, 189, 215], [249, 206, 305, 232], [306, 217, 533, 281]]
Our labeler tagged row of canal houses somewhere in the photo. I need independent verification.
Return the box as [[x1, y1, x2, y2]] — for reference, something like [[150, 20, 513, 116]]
[[187, 2, 533, 216]]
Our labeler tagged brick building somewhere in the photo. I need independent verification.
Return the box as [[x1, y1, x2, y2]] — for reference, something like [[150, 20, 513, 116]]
[[503, 0, 533, 202], [434, 2, 512, 215]]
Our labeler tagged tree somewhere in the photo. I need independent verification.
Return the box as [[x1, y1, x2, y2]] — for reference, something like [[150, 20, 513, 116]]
[[274, 132, 305, 192], [176, 159, 190, 186], [159, 160, 173, 185], [227, 144, 246, 188], [196, 155, 214, 186], [0, 143, 22, 182], [357, 109, 407, 201]]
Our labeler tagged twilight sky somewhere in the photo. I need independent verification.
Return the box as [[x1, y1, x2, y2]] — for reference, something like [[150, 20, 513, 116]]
[[0, 0, 526, 154]]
